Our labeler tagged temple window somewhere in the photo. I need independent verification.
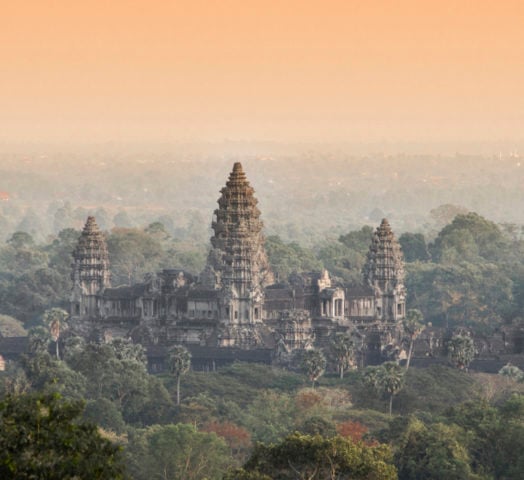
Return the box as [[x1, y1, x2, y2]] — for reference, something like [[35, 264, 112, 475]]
[[321, 300, 327, 316], [234, 310, 238, 319], [254, 307, 259, 319]]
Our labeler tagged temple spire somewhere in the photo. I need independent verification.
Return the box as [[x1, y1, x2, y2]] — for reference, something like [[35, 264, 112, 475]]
[[364, 218, 406, 321], [203, 162, 274, 325], [70, 216, 110, 318]]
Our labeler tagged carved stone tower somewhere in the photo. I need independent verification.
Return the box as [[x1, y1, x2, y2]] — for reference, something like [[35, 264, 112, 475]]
[[364, 218, 406, 322], [70, 216, 110, 318], [203, 162, 274, 331]]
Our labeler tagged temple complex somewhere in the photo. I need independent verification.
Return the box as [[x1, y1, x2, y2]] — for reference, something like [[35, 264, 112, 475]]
[[69, 163, 407, 366]]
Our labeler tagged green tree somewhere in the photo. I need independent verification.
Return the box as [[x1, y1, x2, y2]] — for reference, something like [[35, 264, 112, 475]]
[[129, 423, 230, 480], [167, 345, 192, 405], [329, 332, 355, 379], [377, 362, 405, 416], [0, 231, 48, 274], [235, 432, 397, 480], [6, 231, 35, 249], [402, 309, 424, 370], [398, 232, 430, 262], [64, 342, 151, 421], [83, 397, 127, 434], [445, 400, 505, 478], [430, 212, 507, 264], [338, 225, 374, 253], [315, 241, 361, 283], [395, 418, 474, 480], [46, 228, 81, 277], [110, 338, 147, 366], [244, 391, 295, 443], [20, 351, 87, 400], [265, 235, 322, 281], [362, 365, 380, 389], [296, 415, 337, 438], [498, 363, 524, 382], [107, 228, 164, 285], [43, 307, 69, 359], [0, 392, 126, 479], [300, 349, 327, 388], [447, 334, 476, 371], [27, 326, 51, 355]]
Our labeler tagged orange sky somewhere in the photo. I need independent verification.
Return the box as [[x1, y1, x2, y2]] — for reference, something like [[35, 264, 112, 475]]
[[1, 0, 523, 144]]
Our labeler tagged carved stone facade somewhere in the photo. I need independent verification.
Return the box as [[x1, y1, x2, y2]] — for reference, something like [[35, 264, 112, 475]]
[[201, 162, 274, 346], [70, 216, 111, 321], [364, 218, 406, 322], [69, 163, 406, 364]]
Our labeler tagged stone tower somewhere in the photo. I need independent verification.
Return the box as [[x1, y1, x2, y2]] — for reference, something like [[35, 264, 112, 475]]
[[70, 216, 111, 318], [364, 218, 406, 322], [203, 162, 274, 328]]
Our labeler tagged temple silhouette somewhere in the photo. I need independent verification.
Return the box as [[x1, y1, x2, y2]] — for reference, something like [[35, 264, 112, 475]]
[[70, 163, 406, 367]]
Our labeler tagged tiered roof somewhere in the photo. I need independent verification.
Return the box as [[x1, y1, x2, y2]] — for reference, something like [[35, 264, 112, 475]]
[[206, 162, 273, 293], [364, 218, 404, 293], [72, 216, 111, 289]]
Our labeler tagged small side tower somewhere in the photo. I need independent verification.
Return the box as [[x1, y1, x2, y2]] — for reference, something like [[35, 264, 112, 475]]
[[70, 216, 110, 318], [203, 162, 274, 328], [364, 218, 406, 323]]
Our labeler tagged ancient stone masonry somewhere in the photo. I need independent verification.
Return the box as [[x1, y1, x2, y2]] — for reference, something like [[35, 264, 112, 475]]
[[69, 164, 409, 366], [351, 219, 407, 361], [70, 216, 111, 321], [203, 162, 274, 328], [364, 218, 406, 322]]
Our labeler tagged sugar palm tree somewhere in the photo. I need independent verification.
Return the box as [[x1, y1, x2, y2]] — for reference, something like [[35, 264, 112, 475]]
[[403, 309, 425, 370], [167, 345, 191, 405], [330, 332, 356, 379], [376, 361, 405, 416], [43, 308, 69, 359]]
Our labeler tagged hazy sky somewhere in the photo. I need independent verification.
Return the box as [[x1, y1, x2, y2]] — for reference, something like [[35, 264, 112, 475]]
[[2, 0, 523, 144]]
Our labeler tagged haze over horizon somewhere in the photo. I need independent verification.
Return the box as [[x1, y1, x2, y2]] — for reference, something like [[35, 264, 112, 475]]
[[2, 1, 523, 147]]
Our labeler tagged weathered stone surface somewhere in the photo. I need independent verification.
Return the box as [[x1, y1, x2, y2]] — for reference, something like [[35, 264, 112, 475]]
[[70, 216, 110, 322], [202, 163, 274, 347], [363, 218, 406, 323], [69, 166, 413, 364], [204, 162, 274, 293]]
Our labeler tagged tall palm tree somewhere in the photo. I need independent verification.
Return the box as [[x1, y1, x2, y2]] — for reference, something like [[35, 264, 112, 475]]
[[167, 345, 191, 405], [330, 332, 355, 379], [43, 308, 69, 359], [377, 361, 405, 416], [403, 309, 425, 370], [301, 349, 327, 388]]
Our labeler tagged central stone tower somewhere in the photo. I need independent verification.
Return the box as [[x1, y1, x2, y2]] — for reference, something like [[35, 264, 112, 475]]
[[203, 163, 274, 341], [364, 218, 406, 323]]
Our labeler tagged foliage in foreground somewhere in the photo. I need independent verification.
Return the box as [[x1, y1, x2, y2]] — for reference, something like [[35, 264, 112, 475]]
[[127, 423, 231, 480], [225, 432, 397, 480], [0, 392, 126, 479]]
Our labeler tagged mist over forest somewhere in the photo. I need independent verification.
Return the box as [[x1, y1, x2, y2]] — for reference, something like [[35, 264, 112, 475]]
[[1, 146, 523, 247], [2, 146, 524, 479]]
